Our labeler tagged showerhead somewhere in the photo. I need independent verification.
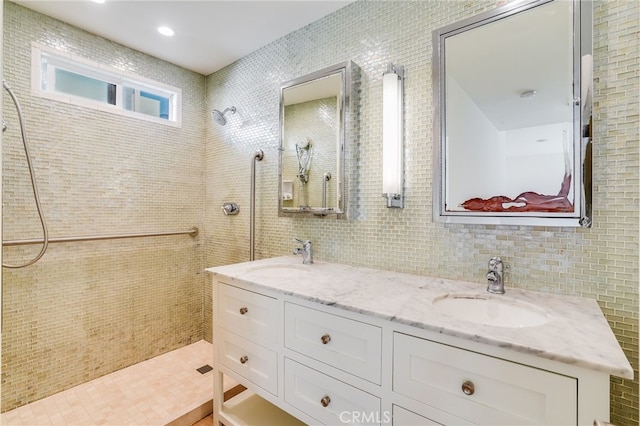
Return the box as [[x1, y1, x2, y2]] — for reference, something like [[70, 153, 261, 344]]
[[212, 106, 236, 126]]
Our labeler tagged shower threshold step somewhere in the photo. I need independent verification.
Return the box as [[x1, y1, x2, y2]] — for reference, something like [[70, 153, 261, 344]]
[[1, 340, 238, 426]]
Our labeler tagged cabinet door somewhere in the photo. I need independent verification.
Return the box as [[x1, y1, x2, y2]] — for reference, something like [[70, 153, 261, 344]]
[[393, 333, 577, 425], [284, 302, 382, 384]]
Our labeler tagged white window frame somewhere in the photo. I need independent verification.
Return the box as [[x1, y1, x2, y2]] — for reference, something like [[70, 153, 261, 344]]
[[31, 43, 182, 128]]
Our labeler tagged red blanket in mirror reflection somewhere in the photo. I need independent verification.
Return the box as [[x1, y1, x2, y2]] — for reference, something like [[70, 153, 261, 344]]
[[460, 173, 574, 213]]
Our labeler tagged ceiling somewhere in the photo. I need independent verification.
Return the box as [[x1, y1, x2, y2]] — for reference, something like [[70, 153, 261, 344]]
[[12, 0, 355, 76]]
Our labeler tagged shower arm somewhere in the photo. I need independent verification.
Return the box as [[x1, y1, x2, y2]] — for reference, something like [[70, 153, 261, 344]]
[[250, 150, 264, 261]]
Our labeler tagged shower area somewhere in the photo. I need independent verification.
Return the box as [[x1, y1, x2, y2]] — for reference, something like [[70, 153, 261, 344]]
[[1, 2, 219, 413]]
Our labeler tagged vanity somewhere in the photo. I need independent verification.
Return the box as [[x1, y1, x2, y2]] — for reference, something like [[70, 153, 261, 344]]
[[207, 256, 632, 426]]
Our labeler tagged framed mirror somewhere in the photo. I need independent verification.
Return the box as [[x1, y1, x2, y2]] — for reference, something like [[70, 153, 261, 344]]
[[279, 61, 358, 218], [432, 0, 592, 227]]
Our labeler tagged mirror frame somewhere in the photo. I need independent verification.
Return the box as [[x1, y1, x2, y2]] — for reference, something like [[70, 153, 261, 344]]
[[432, 0, 592, 227], [278, 61, 359, 219]]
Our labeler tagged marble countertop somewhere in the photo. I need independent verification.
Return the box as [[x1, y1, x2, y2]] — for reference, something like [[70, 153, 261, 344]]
[[207, 255, 633, 380]]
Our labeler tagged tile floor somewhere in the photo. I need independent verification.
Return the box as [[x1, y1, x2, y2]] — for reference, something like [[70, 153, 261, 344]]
[[1, 340, 231, 426]]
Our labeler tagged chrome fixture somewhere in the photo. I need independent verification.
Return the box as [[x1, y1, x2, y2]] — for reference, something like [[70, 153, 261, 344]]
[[296, 138, 313, 184], [221, 202, 240, 216], [486, 256, 505, 294], [249, 150, 264, 261], [322, 172, 331, 209], [293, 238, 313, 264], [2, 79, 49, 268], [211, 106, 236, 126], [382, 62, 405, 208]]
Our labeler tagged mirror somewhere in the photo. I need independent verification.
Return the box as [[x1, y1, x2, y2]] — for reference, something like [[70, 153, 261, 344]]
[[432, 0, 592, 227], [279, 61, 358, 218]]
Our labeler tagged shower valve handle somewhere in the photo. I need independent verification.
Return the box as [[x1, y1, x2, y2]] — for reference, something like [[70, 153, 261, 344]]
[[221, 202, 239, 216]]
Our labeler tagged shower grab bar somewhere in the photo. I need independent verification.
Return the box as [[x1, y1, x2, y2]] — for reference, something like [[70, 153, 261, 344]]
[[2, 227, 199, 247], [250, 150, 264, 261]]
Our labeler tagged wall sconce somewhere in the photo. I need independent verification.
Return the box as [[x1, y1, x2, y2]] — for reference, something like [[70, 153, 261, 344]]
[[382, 63, 405, 208]]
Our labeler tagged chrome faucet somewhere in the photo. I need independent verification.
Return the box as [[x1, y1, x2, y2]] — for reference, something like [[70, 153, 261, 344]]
[[293, 238, 313, 264], [486, 256, 505, 294]]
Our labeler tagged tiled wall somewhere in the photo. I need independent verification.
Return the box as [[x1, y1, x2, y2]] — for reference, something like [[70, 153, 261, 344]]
[[2, 2, 206, 411], [204, 1, 638, 424], [2, 0, 637, 423]]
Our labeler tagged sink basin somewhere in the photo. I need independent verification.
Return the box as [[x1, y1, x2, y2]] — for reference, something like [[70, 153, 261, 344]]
[[432, 294, 548, 328], [242, 263, 311, 279]]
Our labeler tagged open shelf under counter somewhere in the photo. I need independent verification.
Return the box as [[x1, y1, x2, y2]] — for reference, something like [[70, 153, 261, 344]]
[[220, 390, 306, 426]]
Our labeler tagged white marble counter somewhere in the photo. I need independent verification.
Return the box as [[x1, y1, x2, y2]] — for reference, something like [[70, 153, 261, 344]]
[[207, 255, 633, 379]]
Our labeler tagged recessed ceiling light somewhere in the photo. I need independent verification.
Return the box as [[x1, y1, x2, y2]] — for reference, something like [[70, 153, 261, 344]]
[[520, 89, 537, 99], [158, 26, 175, 37]]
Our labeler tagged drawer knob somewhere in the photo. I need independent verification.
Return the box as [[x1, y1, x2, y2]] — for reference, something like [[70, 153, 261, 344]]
[[461, 380, 475, 396], [321, 333, 331, 345], [320, 395, 331, 407], [240, 355, 249, 364], [239, 306, 248, 315]]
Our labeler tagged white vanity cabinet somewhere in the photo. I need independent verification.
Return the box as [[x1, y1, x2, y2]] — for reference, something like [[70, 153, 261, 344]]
[[209, 257, 631, 426]]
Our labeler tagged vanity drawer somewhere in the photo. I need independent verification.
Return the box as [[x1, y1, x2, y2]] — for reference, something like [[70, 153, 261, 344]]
[[392, 405, 450, 426], [284, 358, 381, 426], [218, 329, 277, 396], [284, 302, 382, 384], [218, 283, 278, 345], [393, 332, 577, 425]]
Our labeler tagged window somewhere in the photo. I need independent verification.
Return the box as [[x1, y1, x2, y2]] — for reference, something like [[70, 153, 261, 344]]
[[32, 43, 182, 127]]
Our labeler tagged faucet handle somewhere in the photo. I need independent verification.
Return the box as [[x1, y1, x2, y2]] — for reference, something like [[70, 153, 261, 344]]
[[293, 238, 313, 264], [489, 256, 503, 271]]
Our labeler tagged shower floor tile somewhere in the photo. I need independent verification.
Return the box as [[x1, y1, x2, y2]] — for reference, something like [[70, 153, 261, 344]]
[[1, 340, 231, 426]]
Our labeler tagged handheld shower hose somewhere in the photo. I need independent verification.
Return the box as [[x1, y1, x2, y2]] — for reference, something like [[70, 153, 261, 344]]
[[2, 79, 49, 268]]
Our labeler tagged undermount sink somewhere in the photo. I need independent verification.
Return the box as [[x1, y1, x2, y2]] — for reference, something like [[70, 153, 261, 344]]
[[242, 263, 312, 278], [432, 293, 548, 328]]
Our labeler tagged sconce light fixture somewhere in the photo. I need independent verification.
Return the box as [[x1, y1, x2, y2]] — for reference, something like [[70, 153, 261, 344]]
[[382, 63, 405, 208]]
